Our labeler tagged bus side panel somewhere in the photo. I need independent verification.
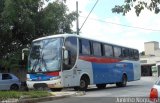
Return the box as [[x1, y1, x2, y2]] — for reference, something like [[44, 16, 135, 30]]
[[122, 62, 134, 81], [122, 60, 141, 81], [76, 60, 94, 85], [92, 63, 115, 84], [92, 62, 135, 84], [78, 56, 140, 85]]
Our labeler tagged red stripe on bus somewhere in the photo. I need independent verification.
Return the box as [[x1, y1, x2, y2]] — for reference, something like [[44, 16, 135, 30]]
[[46, 71, 59, 76], [79, 56, 120, 63]]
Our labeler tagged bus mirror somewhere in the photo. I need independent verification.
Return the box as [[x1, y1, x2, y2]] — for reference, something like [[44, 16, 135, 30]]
[[22, 48, 29, 60], [22, 52, 25, 60], [64, 50, 69, 60], [64, 50, 69, 65]]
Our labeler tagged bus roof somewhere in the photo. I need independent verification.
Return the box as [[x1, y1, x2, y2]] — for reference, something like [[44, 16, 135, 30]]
[[33, 34, 76, 42], [33, 34, 138, 50]]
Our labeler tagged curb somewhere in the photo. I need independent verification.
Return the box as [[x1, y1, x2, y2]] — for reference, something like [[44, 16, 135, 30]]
[[18, 95, 71, 103]]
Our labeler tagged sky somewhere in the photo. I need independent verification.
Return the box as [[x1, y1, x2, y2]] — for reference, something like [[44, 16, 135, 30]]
[[47, 0, 160, 52]]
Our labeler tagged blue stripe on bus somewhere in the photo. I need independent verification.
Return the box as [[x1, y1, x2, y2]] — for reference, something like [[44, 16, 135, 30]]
[[29, 74, 54, 81], [92, 62, 134, 84]]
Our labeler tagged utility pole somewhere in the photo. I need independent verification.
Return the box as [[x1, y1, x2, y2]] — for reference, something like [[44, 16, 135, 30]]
[[76, 1, 79, 35], [79, 0, 99, 32]]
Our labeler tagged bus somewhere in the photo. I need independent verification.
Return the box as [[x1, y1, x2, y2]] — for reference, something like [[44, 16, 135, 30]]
[[26, 34, 141, 91]]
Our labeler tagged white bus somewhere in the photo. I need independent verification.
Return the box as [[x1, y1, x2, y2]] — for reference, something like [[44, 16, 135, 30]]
[[26, 34, 141, 91]]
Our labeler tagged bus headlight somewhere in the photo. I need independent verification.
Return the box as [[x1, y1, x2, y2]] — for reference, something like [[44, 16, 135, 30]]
[[50, 76, 61, 80]]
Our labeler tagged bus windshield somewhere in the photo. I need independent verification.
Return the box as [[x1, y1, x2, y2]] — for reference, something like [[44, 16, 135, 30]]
[[28, 38, 62, 73]]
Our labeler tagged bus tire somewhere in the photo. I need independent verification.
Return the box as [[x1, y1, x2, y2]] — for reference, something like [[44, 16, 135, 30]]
[[116, 74, 127, 87], [50, 88, 62, 91], [96, 84, 106, 89], [78, 75, 89, 91]]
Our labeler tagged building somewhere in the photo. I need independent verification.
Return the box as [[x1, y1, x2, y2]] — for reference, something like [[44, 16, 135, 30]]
[[140, 41, 160, 76]]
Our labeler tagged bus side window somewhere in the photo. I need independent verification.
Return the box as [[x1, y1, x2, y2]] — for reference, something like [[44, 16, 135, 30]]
[[134, 50, 139, 60], [122, 48, 129, 59], [104, 44, 113, 57], [113, 46, 122, 58], [129, 49, 134, 60], [92, 42, 102, 56], [80, 39, 91, 55], [122, 48, 125, 57]]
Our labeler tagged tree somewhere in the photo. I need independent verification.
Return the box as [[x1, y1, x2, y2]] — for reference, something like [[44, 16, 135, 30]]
[[112, 0, 160, 16], [140, 51, 145, 56], [0, 0, 76, 69], [38, 1, 76, 35], [0, 0, 42, 59]]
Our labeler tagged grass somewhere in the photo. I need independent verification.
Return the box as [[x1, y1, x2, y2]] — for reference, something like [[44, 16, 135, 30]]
[[0, 91, 51, 101]]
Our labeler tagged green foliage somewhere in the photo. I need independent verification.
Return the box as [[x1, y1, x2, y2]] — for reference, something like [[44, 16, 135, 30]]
[[21, 91, 51, 98], [140, 51, 145, 56], [0, 91, 51, 101], [0, 0, 76, 69], [112, 0, 160, 16], [39, 1, 76, 34], [0, 50, 21, 70], [0, 91, 21, 100]]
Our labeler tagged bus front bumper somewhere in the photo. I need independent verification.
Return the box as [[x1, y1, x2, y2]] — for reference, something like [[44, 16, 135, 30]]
[[26, 79, 63, 89]]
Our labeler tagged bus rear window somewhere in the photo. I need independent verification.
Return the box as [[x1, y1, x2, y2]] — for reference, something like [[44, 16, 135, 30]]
[[134, 50, 139, 60]]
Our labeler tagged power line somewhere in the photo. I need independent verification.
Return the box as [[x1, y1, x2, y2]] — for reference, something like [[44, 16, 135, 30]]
[[80, 16, 160, 32], [79, 0, 99, 32]]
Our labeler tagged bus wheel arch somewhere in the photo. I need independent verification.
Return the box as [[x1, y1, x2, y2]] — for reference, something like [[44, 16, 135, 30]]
[[116, 73, 127, 87], [79, 74, 90, 91]]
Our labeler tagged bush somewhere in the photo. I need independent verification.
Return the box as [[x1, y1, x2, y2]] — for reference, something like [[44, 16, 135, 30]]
[[0, 91, 51, 101]]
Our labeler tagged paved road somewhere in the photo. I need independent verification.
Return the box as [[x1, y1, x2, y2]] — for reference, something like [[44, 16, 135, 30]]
[[39, 76, 158, 103], [82, 76, 158, 97]]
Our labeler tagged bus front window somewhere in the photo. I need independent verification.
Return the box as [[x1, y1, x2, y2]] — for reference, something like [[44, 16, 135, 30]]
[[28, 38, 62, 73]]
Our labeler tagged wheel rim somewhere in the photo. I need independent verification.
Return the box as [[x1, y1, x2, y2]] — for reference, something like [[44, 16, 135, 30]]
[[80, 80, 86, 88]]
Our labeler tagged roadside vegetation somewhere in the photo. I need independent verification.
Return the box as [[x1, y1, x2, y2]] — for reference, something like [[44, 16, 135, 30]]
[[0, 0, 76, 72], [0, 91, 52, 101]]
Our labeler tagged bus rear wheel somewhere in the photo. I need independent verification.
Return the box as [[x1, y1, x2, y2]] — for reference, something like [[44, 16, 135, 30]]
[[116, 75, 127, 87], [96, 84, 106, 89]]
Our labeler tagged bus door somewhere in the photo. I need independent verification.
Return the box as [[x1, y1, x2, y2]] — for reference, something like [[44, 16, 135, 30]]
[[62, 37, 78, 87], [62, 66, 79, 87]]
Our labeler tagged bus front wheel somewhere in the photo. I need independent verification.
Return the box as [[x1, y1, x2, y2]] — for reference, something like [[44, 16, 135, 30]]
[[76, 75, 90, 91], [116, 75, 127, 87], [79, 78, 88, 91]]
